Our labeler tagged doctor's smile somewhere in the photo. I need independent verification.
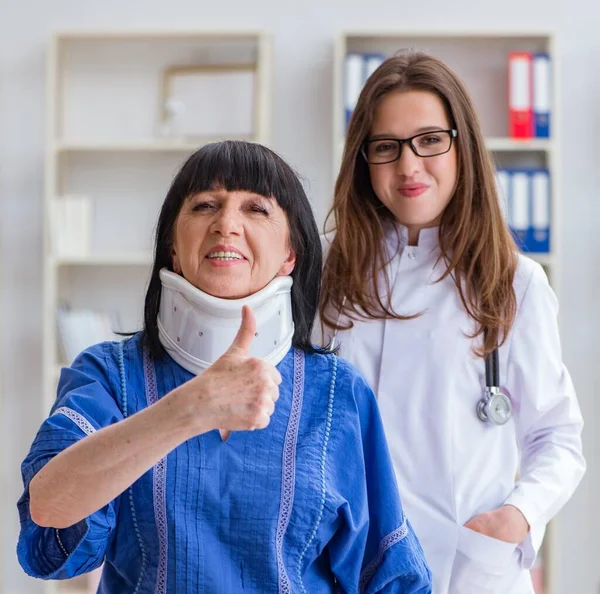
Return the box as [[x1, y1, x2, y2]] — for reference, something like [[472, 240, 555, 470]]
[[397, 183, 430, 198]]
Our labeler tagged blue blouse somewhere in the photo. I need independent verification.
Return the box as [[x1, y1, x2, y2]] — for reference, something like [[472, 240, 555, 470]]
[[17, 334, 431, 593]]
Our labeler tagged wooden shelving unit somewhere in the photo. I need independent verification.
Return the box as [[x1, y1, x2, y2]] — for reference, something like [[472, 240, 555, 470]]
[[333, 29, 559, 594], [42, 29, 272, 594]]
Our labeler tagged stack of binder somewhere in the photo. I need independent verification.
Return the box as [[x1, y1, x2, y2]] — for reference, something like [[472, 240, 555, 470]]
[[508, 51, 551, 138], [344, 52, 386, 127], [495, 168, 551, 253]]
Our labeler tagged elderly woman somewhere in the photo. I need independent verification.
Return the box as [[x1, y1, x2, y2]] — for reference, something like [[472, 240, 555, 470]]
[[17, 141, 431, 593]]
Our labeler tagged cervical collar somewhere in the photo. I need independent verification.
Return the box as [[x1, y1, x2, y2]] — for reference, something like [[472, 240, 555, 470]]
[[157, 268, 294, 375]]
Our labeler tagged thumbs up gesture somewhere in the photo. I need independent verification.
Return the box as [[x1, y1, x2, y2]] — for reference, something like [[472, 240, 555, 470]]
[[179, 306, 282, 438]]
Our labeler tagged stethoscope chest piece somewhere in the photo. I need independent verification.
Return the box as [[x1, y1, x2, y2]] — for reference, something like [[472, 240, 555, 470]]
[[477, 347, 512, 426], [477, 386, 512, 425]]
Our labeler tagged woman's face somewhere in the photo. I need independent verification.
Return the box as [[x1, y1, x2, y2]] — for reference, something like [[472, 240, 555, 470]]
[[171, 189, 296, 299], [367, 89, 458, 242]]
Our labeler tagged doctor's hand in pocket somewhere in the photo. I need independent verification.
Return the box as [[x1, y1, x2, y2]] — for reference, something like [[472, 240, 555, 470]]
[[450, 514, 524, 594], [464, 505, 530, 544]]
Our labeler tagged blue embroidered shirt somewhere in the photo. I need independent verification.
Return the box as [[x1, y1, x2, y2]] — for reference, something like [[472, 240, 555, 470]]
[[17, 334, 431, 593]]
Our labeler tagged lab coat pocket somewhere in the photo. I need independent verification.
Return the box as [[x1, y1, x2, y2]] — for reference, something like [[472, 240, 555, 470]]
[[449, 525, 521, 594]]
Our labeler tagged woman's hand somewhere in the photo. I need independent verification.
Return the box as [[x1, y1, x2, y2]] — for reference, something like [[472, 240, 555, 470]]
[[30, 305, 282, 528], [177, 305, 282, 436], [464, 505, 530, 544]]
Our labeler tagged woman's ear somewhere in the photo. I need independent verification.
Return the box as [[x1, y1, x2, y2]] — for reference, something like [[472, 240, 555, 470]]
[[171, 247, 182, 274], [277, 248, 296, 276]]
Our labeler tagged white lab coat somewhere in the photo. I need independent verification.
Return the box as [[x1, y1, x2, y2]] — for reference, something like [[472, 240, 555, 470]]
[[319, 224, 585, 594]]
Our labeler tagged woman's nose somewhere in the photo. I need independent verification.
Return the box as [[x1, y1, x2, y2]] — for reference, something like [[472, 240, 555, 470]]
[[209, 208, 243, 236]]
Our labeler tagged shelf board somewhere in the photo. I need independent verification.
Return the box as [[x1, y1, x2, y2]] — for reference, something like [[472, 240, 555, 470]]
[[53, 253, 153, 266], [55, 30, 265, 41], [54, 137, 255, 153], [486, 138, 554, 152], [342, 30, 554, 40]]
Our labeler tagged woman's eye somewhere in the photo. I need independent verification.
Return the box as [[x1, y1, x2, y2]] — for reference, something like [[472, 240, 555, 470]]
[[420, 135, 441, 145], [375, 142, 396, 152], [249, 204, 269, 215], [192, 202, 216, 211]]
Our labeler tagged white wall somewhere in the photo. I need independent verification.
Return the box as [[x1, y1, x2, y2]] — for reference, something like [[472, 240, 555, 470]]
[[1, 0, 598, 592]]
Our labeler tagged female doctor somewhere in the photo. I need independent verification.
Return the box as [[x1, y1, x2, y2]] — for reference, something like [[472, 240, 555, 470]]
[[319, 53, 585, 593]]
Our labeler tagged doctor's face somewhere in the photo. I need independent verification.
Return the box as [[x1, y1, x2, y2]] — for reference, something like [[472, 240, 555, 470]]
[[171, 188, 296, 299], [367, 90, 458, 241]]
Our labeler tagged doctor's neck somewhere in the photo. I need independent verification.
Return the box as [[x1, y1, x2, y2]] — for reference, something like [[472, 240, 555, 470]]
[[407, 227, 420, 246], [406, 224, 436, 247]]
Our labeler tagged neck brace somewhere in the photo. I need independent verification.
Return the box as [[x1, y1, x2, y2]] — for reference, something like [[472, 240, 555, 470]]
[[157, 268, 294, 375]]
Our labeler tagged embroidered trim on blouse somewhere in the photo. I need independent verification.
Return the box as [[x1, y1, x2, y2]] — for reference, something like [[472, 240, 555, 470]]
[[120, 340, 148, 594], [143, 347, 168, 594], [54, 407, 96, 436], [358, 516, 409, 592], [276, 349, 305, 593], [55, 528, 69, 558], [297, 354, 337, 593]]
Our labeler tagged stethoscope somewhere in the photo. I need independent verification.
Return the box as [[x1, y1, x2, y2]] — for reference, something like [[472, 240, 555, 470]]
[[329, 298, 512, 426], [477, 348, 512, 426]]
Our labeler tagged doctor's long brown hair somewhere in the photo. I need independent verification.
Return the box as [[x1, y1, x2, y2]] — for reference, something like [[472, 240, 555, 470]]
[[320, 53, 518, 356]]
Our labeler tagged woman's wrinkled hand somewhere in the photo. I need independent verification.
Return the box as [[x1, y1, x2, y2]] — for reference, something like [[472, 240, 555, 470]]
[[177, 305, 282, 438]]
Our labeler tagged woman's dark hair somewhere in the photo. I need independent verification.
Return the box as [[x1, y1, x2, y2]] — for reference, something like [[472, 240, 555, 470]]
[[143, 140, 323, 359]]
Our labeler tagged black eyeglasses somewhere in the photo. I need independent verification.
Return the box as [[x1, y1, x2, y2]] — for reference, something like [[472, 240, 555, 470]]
[[362, 129, 457, 164]]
